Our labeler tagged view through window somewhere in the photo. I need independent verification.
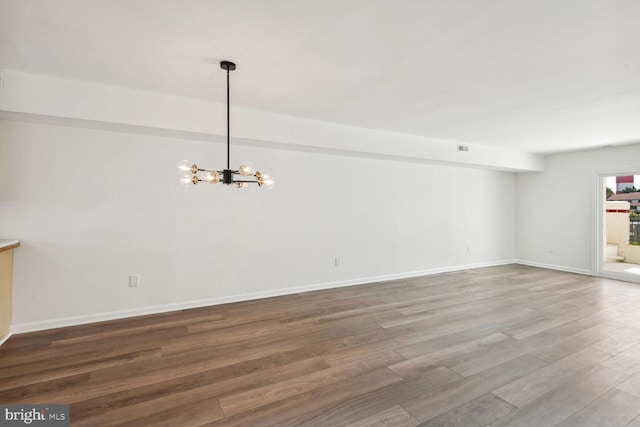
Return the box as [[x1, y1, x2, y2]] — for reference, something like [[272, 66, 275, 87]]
[[603, 174, 640, 277]]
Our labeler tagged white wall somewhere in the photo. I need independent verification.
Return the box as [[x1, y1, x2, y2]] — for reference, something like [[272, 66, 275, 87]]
[[0, 119, 516, 331], [516, 144, 640, 274], [0, 70, 544, 173]]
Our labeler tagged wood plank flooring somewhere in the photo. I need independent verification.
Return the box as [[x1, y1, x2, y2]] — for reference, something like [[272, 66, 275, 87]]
[[2, 265, 640, 426]]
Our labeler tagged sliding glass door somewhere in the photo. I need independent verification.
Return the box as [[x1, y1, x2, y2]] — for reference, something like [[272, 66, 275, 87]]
[[596, 171, 640, 283]]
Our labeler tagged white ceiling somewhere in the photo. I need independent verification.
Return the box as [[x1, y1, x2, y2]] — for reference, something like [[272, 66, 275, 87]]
[[1, 0, 639, 154]]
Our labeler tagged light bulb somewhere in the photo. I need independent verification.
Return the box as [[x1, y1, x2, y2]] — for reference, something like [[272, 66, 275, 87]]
[[201, 170, 219, 184], [238, 162, 255, 176], [177, 160, 197, 174], [235, 181, 247, 190], [179, 173, 197, 188], [256, 171, 275, 190]]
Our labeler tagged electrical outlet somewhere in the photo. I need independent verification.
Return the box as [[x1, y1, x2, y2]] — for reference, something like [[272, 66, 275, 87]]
[[129, 274, 140, 287], [334, 257, 341, 267]]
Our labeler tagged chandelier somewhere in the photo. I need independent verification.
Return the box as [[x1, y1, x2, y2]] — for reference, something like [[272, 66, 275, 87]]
[[177, 61, 275, 190]]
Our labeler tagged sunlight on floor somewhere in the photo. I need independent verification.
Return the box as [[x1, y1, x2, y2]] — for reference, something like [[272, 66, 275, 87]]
[[604, 262, 640, 276]]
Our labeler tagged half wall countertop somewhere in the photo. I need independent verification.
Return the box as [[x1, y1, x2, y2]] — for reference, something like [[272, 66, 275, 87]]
[[0, 240, 20, 252]]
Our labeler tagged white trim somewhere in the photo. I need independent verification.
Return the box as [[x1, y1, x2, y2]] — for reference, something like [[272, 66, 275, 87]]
[[592, 169, 603, 277], [0, 332, 11, 347], [11, 259, 516, 334], [515, 259, 592, 276]]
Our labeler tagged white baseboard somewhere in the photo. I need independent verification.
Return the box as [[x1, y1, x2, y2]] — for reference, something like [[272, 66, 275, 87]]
[[11, 259, 516, 335], [0, 332, 12, 347], [515, 259, 592, 276]]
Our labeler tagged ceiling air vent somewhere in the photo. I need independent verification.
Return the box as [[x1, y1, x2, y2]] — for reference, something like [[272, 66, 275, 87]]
[[457, 144, 469, 152]]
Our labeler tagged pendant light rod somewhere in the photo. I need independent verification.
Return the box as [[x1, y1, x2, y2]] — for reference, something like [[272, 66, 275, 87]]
[[226, 63, 230, 170], [220, 60, 236, 170]]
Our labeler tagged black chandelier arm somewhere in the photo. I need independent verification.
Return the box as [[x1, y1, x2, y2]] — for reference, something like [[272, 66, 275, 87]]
[[193, 177, 257, 183], [194, 178, 258, 184], [196, 169, 240, 174]]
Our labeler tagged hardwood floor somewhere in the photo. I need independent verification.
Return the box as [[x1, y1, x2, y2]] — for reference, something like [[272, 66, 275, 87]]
[[2, 265, 640, 426]]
